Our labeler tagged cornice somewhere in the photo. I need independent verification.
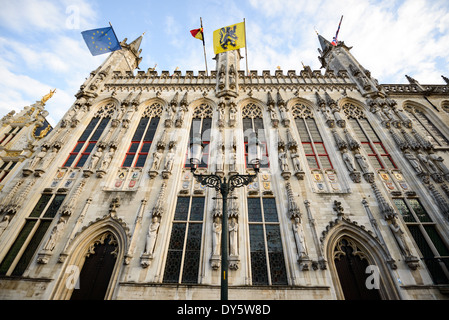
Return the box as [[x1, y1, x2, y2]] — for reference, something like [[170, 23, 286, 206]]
[[381, 84, 449, 96]]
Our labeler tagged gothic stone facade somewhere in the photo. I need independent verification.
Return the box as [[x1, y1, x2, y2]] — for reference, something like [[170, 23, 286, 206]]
[[0, 34, 449, 300]]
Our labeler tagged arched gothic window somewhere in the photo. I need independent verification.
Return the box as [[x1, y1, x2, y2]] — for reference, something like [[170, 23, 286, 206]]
[[292, 103, 333, 170], [393, 198, 449, 284], [242, 103, 269, 168], [185, 103, 212, 168], [343, 102, 396, 170], [247, 196, 287, 285], [63, 102, 113, 167], [0, 192, 66, 276], [405, 105, 449, 148], [122, 103, 162, 167], [163, 196, 205, 284]]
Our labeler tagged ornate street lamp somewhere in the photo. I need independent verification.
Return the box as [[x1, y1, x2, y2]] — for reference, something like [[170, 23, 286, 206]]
[[189, 131, 262, 300]]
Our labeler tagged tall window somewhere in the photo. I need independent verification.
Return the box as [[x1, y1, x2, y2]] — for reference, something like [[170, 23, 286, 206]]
[[292, 104, 333, 170], [247, 197, 287, 285], [122, 103, 161, 167], [405, 106, 449, 148], [163, 196, 205, 284], [0, 161, 17, 183], [63, 102, 114, 168], [393, 198, 449, 284], [0, 126, 22, 146], [185, 103, 212, 168], [344, 103, 396, 170], [242, 103, 269, 168], [0, 193, 65, 276]]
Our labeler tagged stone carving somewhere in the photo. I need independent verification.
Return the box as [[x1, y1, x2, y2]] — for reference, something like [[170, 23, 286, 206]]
[[141, 183, 166, 268]]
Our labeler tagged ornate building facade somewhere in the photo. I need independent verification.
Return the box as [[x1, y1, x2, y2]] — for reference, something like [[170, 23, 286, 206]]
[[0, 33, 448, 300]]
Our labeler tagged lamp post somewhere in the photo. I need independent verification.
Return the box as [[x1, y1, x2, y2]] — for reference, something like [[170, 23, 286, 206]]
[[189, 131, 261, 300]]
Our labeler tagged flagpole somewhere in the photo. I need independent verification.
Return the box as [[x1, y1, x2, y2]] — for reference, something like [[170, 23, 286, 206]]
[[244, 18, 249, 77], [200, 17, 209, 76]]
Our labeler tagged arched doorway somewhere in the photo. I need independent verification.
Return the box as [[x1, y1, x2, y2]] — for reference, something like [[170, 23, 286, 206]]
[[333, 237, 381, 300], [70, 233, 118, 300]]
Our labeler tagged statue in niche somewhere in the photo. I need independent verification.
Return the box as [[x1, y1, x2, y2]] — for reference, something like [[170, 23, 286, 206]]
[[229, 217, 239, 256], [150, 151, 162, 171], [404, 151, 423, 174], [29, 146, 48, 169], [88, 147, 103, 170], [0, 215, 10, 236], [43, 217, 66, 252], [216, 143, 224, 172], [291, 152, 302, 172], [389, 218, 412, 257], [218, 65, 225, 89], [341, 148, 356, 172], [35, 146, 58, 174], [279, 151, 289, 172], [354, 150, 370, 173], [164, 147, 176, 172], [144, 216, 160, 255], [218, 105, 225, 127], [212, 216, 222, 256], [229, 64, 236, 89], [229, 151, 237, 172], [229, 104, 236, 125], [428, 152, 449, 176], [99, 148, 114, 171], [292, 217, 307, 259]]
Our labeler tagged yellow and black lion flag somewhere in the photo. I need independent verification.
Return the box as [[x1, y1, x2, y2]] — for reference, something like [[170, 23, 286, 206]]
[[213, 21, 245, 55]]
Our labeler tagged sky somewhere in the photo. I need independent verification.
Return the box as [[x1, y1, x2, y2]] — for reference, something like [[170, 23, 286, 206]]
[[1, 0, 449, 127]]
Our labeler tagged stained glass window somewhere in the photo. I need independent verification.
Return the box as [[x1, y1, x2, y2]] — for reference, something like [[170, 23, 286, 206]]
[[349, 118, 396, 170], [294, 117, 333, 170], [63, 116, 111, 168], [122, 116, 160, 167], [0, 193, 66, 276], [247, 197, 287, 285], [163, 196, 205, 284], [185, 104, 212, 168], [393, 198, 449, 284], [242, 104, 269, 168]]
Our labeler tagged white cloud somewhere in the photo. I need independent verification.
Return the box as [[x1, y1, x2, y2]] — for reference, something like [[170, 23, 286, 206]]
[[247, 0, 449, 84], [0, 0, 98, 33], [0, 0, 100, 126]]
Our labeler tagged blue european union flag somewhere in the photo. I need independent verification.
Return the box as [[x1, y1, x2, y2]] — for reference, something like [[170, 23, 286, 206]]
[[81, 26, 122, 56]]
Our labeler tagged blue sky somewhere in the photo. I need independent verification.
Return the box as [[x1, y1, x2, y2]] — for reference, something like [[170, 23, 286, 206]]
[[1, 0, 449, 126]]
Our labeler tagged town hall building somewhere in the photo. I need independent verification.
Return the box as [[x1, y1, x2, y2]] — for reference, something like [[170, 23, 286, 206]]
[[0, 31, 448, 300]]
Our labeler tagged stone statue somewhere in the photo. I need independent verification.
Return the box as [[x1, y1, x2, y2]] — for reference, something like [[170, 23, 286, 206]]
[[0, 215, 10, 236], [164, 147, 176, 172], [342, 149, 356, 172], [212, 216, 222, 256], [229, 217, 238, 256], [291, 152, 302, 172], [43, 217, 66, 251], [389, 218, 412, 257], [404, 151, 423, 174], [144, 216, 160, 255], [292, 217, 307, 259], [150, 151, 162, 171], [88, 147, 103, 170], [99, 149, 114, 171], [279, 151, 289, 172], [29, 146, 47, 169]]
